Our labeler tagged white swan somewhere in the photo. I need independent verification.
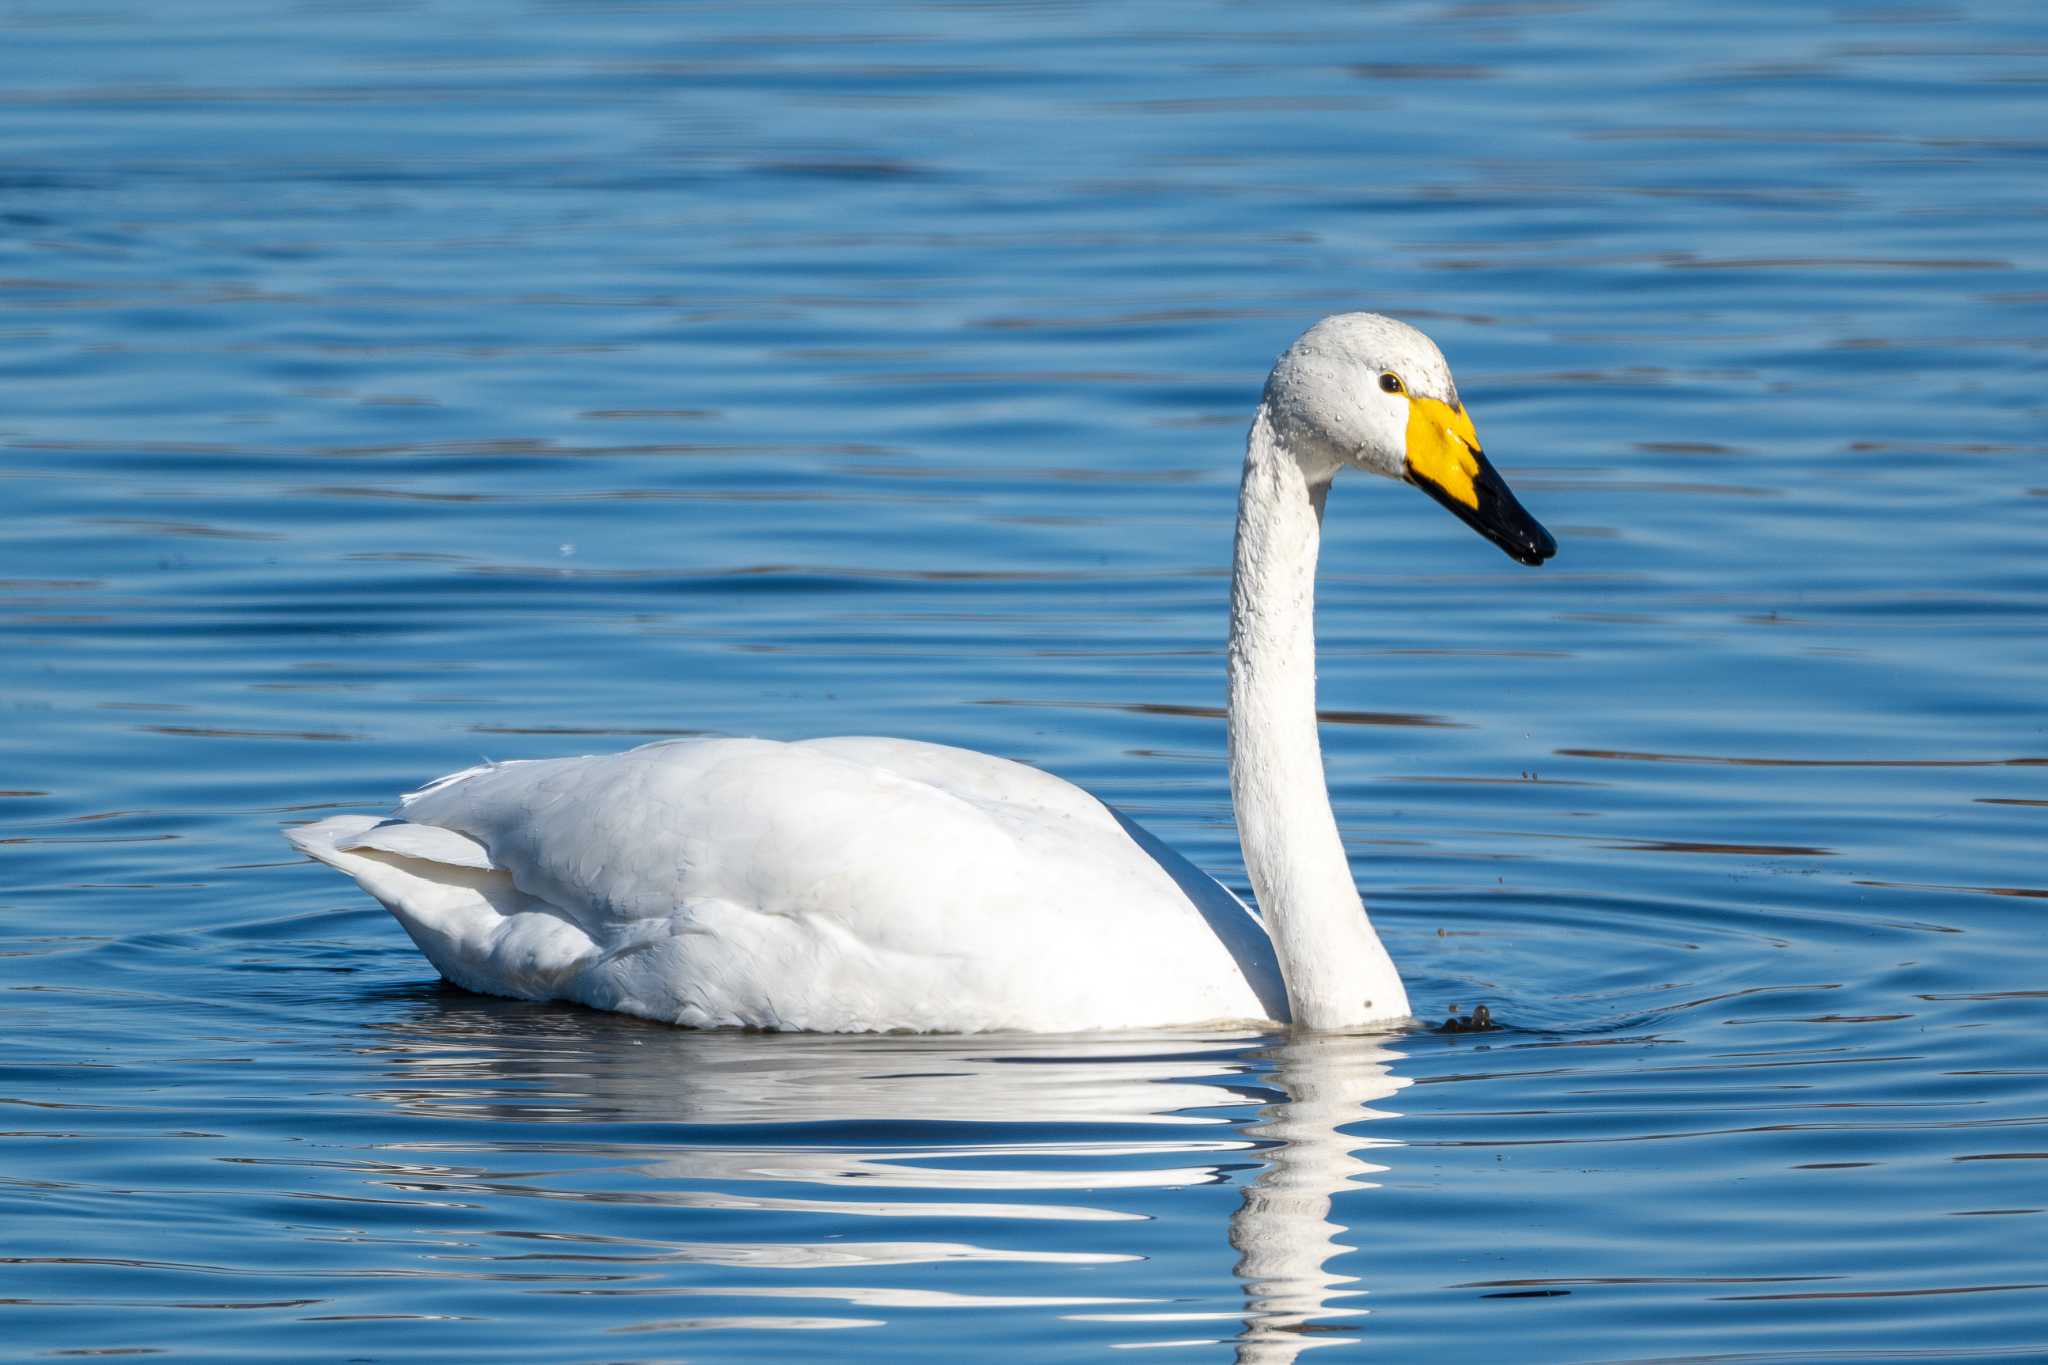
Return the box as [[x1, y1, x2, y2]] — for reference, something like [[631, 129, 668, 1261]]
[[287, 313, 1555, 1033]]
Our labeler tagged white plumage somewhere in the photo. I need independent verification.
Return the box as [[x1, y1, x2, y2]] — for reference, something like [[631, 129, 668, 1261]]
[[288, 313, 1554, 1033], [290, 737, 1286, 1032]]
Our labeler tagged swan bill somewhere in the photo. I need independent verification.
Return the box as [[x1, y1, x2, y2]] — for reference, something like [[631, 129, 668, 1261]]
[[1401, 395, 1555, 567], [1408, 447, 1557, 567]]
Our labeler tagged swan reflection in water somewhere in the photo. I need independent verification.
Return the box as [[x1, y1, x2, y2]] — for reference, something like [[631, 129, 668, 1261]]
[[359, 994, 1409, 1357]]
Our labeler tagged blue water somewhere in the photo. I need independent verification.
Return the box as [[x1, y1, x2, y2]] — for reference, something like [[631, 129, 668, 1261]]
[[4, 1, 2046, 1359]]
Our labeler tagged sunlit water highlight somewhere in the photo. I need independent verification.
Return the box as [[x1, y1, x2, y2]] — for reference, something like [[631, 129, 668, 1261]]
[[3, 1, 2046, 1360]]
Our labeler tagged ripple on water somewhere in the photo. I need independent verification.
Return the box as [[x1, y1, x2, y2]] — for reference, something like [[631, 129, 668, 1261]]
[[5, 0, 2048, 1359]]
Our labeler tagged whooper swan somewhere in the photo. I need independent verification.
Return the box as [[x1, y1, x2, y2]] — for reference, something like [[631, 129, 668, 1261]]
[[287, 313, 1555, 1033]]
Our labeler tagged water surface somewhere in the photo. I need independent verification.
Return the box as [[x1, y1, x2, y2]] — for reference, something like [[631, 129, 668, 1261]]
[[3, 1, 2046, 1360]]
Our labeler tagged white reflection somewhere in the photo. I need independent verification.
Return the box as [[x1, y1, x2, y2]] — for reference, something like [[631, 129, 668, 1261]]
[[1069, 1032, 1407, 1359], [361, 997, 1406, 1350], [369, 1016, 1261, 1126], [1231, 1032, 1406, 1361]]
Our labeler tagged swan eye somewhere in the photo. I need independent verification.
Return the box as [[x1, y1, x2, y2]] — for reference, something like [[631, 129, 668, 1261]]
[[1378, 372, 1404, 395]]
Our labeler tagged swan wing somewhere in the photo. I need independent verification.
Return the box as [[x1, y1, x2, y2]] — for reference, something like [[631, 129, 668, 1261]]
[[1101, 806, 1289, 1024], [289, 736, 1281, 1032]]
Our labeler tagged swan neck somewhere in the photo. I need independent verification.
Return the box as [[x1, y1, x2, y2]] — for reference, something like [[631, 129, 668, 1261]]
[[1228, 404, 1407, 1029]]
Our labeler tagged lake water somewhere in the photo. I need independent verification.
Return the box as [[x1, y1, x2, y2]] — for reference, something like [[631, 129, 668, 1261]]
[[4, 1, 2046, 1360]]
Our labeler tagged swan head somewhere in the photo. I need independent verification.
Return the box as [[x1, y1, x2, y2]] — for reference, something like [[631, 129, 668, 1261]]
[[1264, 312, 1557, 566]]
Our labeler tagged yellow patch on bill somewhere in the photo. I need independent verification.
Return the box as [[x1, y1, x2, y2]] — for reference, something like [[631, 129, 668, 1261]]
[[1404, 396, 1482, 509]]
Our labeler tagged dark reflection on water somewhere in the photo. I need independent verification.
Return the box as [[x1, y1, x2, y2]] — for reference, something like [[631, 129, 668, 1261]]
[[5, 0, 2048, 1359]]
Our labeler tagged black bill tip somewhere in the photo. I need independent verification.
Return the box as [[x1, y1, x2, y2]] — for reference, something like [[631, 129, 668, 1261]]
[[1409, 450, 1556, 567]]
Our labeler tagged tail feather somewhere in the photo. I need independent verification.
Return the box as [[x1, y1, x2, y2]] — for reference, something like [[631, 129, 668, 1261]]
[[335, 817, 497, 871], [285, 814, 598, 1001]]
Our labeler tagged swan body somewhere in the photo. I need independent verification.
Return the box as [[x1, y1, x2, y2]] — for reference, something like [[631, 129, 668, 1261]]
[[289, 313, 1555, 1033], [289, 737, 1289, 1032]]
